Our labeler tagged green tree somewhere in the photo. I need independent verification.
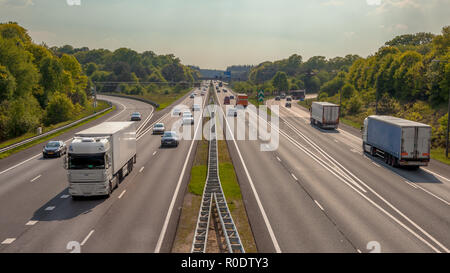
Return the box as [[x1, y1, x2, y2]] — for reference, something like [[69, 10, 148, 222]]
[[272, 71, 289, 92], [0, 65, 16, 102], [44, 92, 74, 125]]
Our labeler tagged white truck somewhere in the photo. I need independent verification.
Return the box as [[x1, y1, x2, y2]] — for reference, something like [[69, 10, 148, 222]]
[[65, 122, 137, 198], [362, 115, 431, 168], [310, 102, 340, 129]]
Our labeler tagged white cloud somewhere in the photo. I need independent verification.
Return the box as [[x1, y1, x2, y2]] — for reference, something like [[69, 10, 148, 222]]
[[0, 0, 34, 7], [366, 0, 382, 5], [321, 0, 345, 6]]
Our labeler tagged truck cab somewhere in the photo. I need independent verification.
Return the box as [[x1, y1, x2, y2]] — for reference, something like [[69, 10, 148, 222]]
[[236, 94, 248, 108], [66, 137, 116, 197]]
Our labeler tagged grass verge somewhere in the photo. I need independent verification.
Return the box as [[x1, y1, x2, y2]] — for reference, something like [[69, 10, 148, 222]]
[[0, 105, 115, 159], [431, 148, 450, 165], [0, 100, 110, 149]]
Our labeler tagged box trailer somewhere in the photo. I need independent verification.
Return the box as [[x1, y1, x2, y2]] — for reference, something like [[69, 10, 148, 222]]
[[65, 122, 137, 198], [362, 115, 431, 168], [310, 102, 340, 129], [236, 93, 249, 108]]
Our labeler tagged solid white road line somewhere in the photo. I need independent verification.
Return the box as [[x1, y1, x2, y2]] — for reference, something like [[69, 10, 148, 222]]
[[155, 94, 206, 253], [314, 200, 324, 211], [45, 206, 55, 211], [118, 190, 126, 199], [30, 174, 41, 182], [80, 230, 94, 246], [414, 183, 450, 206], [1, 238, 15, 244], [0, 96, 130, 176], [26, 220, 38, 226], [0, 154, 41, 176], [423, 169, 450, 182], [217, 94, 282, 253]]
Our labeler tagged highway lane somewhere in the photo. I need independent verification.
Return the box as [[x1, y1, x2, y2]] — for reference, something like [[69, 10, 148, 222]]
[[0, 95, 154, 250], [0, 87, 207, 252], [216, 85, 449, 252]]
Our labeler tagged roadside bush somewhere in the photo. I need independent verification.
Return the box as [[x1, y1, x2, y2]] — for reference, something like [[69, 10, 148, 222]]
[[44, 92, 74, 125]]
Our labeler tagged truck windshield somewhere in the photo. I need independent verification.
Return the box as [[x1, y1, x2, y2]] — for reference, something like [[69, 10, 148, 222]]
[[68, 153, 105, 169]]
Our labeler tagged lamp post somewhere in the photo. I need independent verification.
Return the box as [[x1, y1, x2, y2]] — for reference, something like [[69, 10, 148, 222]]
[[432, 59, 449, 158]]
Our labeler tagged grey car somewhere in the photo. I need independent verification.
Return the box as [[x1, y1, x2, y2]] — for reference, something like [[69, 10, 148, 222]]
[[161, 131, 179, 147], [43, 140, 67, 158]]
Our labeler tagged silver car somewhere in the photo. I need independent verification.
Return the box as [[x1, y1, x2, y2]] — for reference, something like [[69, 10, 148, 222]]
[[152, 123, 165, 134]]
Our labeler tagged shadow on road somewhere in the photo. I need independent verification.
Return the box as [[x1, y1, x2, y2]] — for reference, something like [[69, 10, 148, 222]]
[[30, 188, 106, 222], [365, 154, 442, 184]]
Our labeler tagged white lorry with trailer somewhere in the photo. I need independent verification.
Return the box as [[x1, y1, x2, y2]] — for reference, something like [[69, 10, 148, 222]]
[[362, 115, 431, 168], [65, 122, 137, 198], [310, 101, 340, 129]]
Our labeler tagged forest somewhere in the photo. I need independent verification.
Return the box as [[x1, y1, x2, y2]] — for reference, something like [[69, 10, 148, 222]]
[[0, 22, 197, 142]]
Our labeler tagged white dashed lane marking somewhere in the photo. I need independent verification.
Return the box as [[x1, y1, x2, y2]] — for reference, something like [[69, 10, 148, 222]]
[[30, 174, 41, 182], [1, 238, 15, 244]]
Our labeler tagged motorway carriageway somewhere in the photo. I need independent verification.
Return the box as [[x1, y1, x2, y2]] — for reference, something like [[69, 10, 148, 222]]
[[215, 85, 449, 253], [0, 87, 208, 252]]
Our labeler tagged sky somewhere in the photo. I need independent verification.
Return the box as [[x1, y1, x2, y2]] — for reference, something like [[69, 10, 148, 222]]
[[0, 0, 448, 69]]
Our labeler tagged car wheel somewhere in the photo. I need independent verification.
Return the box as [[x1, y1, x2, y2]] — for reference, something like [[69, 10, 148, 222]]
[[43, 153, 47, 158]]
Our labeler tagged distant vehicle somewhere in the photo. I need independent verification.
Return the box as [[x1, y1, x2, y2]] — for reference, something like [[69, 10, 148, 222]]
[[224, 96, 230, 105], [219, 82, 223, 87], [190, 94, 195, 98], [275, 96, 280, 101], [217, 89, 221, 93], [192, 104, 201, 111], [290, 90, 306, 101], [223, 89, 228, 93], [227, 107, 238, 117], [182, 112, 194, 125], [280, 93, 286, 99], [43, 140, 66, 158], [152, 123, 165, 134], [130, 112, 142, 121], [286, 96, 292, 102], [201, 92, 205, 96], [66, 122, 136, 198], [230, 95, 235, 100], [310, 102, 340, 129], [161, 131, 179, 147], [172, 108, 182, 116], [236, 93, 249, 108], [285, 102, 291, 108], [362, 115, 431, 168]]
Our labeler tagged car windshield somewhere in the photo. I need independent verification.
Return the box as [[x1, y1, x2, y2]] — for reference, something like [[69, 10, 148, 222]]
[[46, 142, 60, 148], [183, 113, 192, 117], [68, 153, 105, 169], [163, 132, 175, 137], [155, 124, 163, 127]]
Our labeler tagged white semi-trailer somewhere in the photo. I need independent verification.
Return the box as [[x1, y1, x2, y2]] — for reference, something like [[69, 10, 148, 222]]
[[310, 102, 340, 129], [65, 122, 136, 198], [362, 115, 431, 168]]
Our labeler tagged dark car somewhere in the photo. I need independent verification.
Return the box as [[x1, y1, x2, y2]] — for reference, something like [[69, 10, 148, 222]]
[[285, 102, 292, 108], [230, 95, 235, 100], [43, 140, 67, 158], [275, 96, 280, 101], [131, 112, 142, 121], [161, 131, 179, 147]]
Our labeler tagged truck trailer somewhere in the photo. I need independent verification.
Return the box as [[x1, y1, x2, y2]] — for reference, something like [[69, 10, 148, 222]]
[[236, 93, 249, 108], [310, 102, 340, 129], [362, 115, 431, 168], [65, 122, 137, 198]]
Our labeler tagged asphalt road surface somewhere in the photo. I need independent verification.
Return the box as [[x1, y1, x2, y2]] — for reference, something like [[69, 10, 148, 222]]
[[0, 86, 208, 253], [215, 85, 449, 253]]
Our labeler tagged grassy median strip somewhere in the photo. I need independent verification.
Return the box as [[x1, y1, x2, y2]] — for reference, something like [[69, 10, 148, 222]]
[[0, 105, 115, 159], [217, 140, 257, 253], [172, 138, 208, 253]]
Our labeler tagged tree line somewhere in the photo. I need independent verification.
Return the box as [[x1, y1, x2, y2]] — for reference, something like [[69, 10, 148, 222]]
[[231, 26, 449, 149], [0, 22, 198, 142]]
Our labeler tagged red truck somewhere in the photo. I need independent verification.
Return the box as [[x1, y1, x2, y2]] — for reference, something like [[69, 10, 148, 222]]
[[224, 96, 230, 105], [236, 94, 248, 108]]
